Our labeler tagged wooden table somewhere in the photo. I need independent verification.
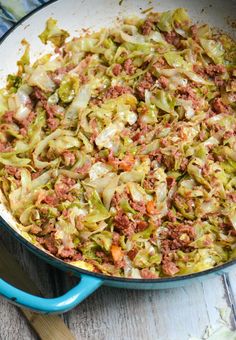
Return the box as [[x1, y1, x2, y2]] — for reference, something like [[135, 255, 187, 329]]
[[1, 227, 236, 340]]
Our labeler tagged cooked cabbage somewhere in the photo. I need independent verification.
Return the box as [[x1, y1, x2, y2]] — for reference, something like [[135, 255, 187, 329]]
[[0, 8, 235, 279]]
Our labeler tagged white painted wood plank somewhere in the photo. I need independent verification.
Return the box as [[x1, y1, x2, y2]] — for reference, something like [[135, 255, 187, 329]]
[[223, 266, 236, 328], [66, 275, 232, 340], [227, 266, 236, 298], [0, 297, 36, 340], [201, 276, 231, 327]]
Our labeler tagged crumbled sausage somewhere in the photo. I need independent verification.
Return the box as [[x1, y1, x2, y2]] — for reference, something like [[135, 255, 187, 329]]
[[212, 98, 229, 114], [136, 72, 155, 100], [112, 64, 122, 76], [105, 85, 132, 99], [141, 18, 154, 36], [163, 31, 181, 48], [123, 58, 136, 75], [114, 210, 136, 237]]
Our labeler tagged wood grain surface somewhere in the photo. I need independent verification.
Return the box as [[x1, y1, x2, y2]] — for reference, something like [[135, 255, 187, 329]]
[[0, 228, 236, 340]]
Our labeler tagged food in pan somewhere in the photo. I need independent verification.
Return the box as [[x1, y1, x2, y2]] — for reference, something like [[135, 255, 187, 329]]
[[0, 8, 235, 278]]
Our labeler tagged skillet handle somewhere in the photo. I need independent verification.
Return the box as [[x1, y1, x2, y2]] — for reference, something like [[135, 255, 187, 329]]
[[0, 274, 102, 314]]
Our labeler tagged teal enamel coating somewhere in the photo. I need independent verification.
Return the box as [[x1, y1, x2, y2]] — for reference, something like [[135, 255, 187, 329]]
[[0, 275, 102, 314]]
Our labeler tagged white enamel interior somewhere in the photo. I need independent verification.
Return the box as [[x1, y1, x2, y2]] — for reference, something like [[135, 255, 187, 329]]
[[0, 0, 235, 235]]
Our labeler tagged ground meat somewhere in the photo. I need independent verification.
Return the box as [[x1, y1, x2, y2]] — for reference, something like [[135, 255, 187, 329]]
[[96, 251, 111, 263], [138, 121, 152, 134], [30, 225, 42, 235], [166, 176, 176, 188], [123, 58, 136, 75], [153, 57, 167, 70], [112, 232, 120, 246], [111, 191, 127, 209], [127, 247, 138, 260], [227, 192, 236, 203], [113, 210, 136, 237], [90, 128, 99, 143], [5, 166, 21, 179], [141, 268, 159, 279], [41, 194, 59, 206], [62, 151, 76, 166], [57, 64, 75, 75], [161, 154, 175, 170], [206, 65, 226, 86], [75, 162, 91, 175], [141, 18, 154, 35], [37, 235, 58, 255], [2, 109, 35, 136], [193, 64, 206, 77], [205, 64, 226, 77], [59, 248, 76, 259], [193, 64, 226, 86], [90, 97, 103, 107], [71, 252, 83, 261], [161, 223, 195, 252], [40, 222, 55, 236], [34, 92, 62, 131], [33, 87, 47, 103], [136, 220, 148, 231], [19, 127, 27, 136], [143, 177, 156, 190], [131, 130, 142, 142], [190, 24, 198, 40], [178, 86, 195, 100], [178, 86, 199, 109], [130, 201, 146, 214], [212, 98, 229, 114], [136, 72, 155, 100], [167, 210, 177, 223], [223, 130, 235, 140], [47, 117, 59, 131], [158, 75, 168, 89], [163, 31, 181, 48], [180, 158, 189, 171], [115, 258, 125, 269], [54, 177, 76, 201], [162, 260, 179, 276], [2, 110, 14, 123], [141, 18, 155, 35], [229, 230, 236, 237], [45, 104, 59, 119], [112, 64, 122, 76], [61, 176, 76, 186], [105, 85, 132, 99], [214, 76, 225, 87]]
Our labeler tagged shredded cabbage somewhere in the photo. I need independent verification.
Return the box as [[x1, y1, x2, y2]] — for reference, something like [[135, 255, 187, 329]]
[[39, 17, 69, 47], [0, 8, 235, 279]]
